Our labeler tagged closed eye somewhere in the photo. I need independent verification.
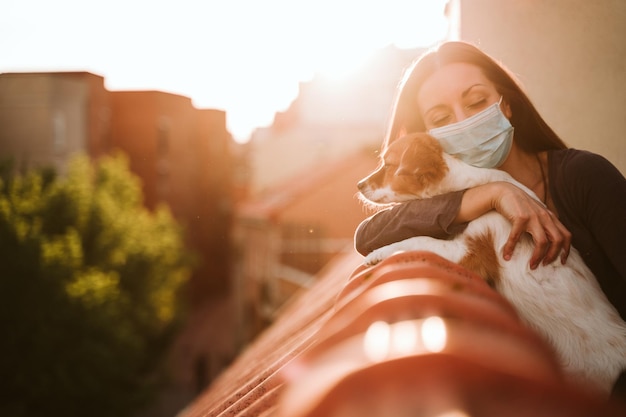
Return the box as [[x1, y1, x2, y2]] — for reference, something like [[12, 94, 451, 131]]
[[431, 114, 451, 127], [466, 98, 487, 109]]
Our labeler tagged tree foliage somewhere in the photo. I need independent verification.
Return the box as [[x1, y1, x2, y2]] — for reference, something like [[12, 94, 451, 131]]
[[0, 154, 191, 417]]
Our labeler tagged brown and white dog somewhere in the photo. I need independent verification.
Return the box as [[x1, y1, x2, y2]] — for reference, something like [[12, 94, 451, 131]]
[[357, 132, 626, 395]]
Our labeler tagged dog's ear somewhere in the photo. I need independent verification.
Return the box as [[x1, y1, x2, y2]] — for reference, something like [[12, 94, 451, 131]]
[[403, 134, 448, 187]]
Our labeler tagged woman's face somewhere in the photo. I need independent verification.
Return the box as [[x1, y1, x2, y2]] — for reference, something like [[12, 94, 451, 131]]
[[416, 62, 512, 130]]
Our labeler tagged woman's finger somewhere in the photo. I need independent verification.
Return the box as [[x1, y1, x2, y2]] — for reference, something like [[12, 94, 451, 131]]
[[556, 221, 572, 264], [502, 214, 528, 261], [527, 223, 550, 270], [495, 182, 572, 268], [538, 212, 563, 265], [538, 211, 572, 266]]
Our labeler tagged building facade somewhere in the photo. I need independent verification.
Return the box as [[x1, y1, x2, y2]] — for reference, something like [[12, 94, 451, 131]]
[[0, 72, 235, 301], [0, 72, 111, 174], [0, 71, 239, 414]]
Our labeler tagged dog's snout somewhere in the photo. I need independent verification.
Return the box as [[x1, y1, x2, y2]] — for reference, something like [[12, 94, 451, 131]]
[[357, 178, 367, 191]]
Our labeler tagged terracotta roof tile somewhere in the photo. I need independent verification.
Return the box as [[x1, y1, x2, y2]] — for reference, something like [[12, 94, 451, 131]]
[[181, 250, 626, 417]]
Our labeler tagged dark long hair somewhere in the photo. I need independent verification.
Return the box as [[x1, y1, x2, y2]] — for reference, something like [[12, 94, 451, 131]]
[[383, 41, 567, 152]]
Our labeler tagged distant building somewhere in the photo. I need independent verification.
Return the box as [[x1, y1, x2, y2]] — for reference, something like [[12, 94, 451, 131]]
[[0, 72, 111, 173], [0, 71, 235, 301], [0, 71, 239, 414], [247, 46, 425, 195], [234, 149, 377, 345], [108, 90, 234, 300]]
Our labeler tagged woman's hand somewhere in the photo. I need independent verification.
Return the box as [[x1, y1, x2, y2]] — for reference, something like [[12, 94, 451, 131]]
[[457, 182, 572, 269]]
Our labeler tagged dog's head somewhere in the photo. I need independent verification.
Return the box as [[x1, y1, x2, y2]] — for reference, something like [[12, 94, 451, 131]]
[[358, 133, 449, 204]]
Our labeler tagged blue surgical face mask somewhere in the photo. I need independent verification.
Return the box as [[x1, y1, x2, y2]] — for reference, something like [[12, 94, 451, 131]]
[[428, 97, 514, 168]]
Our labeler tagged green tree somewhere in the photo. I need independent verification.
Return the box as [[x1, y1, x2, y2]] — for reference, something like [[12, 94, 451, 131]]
[[0, 154, 191, 417]]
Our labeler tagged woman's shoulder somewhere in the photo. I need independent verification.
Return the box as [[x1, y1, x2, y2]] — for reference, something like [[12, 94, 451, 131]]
[[549, 148, 622, 180], [548, 148, 626, 209]]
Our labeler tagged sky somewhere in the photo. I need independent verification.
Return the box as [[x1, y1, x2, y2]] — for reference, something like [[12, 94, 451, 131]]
[[0, 0, 449, 142]]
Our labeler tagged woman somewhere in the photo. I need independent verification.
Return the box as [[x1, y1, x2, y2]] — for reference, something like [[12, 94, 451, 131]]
[[355, 41, 626, 321]]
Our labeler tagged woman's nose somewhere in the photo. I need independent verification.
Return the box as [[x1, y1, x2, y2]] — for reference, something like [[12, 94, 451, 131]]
[[452, 106, 467, 124]]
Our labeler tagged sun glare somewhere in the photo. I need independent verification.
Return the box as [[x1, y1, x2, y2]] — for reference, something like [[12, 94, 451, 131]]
[[294, 0, 450, 82], [223, 0, 449, 140], [0, 0, 450, 142]]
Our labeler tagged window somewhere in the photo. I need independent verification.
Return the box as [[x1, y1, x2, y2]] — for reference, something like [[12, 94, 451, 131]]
[[53, 111, 66, 153]]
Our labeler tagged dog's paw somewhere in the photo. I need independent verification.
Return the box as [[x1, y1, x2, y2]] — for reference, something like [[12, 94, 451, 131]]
[[364, 247, 393, 266]]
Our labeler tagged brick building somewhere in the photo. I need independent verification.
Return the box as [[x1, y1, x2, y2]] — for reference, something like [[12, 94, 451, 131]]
[[108, 90, 234, 300], [0, 71, 235, 301]]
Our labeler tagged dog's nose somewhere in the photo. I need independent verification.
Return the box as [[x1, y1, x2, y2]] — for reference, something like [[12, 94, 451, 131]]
[[357, 179, 367, 191]]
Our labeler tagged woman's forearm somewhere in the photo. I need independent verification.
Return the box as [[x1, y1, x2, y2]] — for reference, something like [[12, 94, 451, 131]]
[[354, 191, 467, 255], [356, 180, 572, 268], [454, 182, 500, 224]]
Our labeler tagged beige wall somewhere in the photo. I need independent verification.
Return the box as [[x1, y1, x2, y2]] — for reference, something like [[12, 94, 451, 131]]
[[457, 0, 626, 174]]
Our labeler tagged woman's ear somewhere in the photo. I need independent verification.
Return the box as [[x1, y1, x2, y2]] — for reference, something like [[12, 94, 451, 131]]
[[502, 98, 513, 119]]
